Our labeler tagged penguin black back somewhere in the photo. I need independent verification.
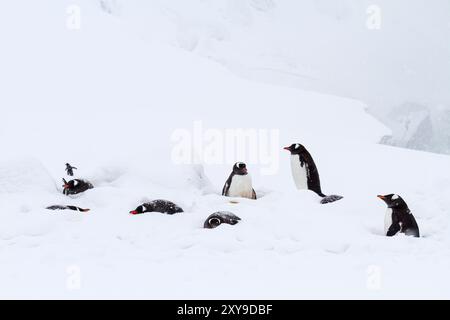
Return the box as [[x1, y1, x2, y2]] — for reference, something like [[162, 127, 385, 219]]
[[284, 143, 323, 196], [47, 205, 90, 212], [378, 194, 420, 238], [130, 200, 184, 215], [62, 178, 94, 196]]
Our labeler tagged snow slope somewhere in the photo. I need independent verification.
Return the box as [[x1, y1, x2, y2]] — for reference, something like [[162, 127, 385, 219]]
[[1, 1, 450, 299], [103, 0, 450, 155]]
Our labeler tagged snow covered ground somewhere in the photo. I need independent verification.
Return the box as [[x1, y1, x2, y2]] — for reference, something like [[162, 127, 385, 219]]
[[1, 1, 450, 299]]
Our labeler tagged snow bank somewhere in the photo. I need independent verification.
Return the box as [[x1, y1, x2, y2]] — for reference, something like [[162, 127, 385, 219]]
[[0, 158, 56, 194]]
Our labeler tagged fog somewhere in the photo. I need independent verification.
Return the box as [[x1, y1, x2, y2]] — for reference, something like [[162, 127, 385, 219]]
[[100, 0, 450, 153]]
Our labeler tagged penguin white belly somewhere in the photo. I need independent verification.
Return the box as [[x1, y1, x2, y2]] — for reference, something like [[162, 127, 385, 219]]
[[228, 175, 254, 199], [290, 155, 308, 190], [384, 208, 393, 235]]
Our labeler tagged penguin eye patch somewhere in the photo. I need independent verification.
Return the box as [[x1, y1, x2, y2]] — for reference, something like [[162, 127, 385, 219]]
[[391, 194, 399, 200], [295, 144, 300, 149], [237, 163, 246, 169]]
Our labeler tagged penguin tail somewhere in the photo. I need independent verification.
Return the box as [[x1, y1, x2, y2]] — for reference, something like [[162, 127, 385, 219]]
[[320, 194, 343, 204]]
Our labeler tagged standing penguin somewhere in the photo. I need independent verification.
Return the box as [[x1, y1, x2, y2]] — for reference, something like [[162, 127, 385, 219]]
[[377, 194, 420, 238], [222, 162, 257, 200], [284, 143, 343, 204], [65, 163, 77, 177]]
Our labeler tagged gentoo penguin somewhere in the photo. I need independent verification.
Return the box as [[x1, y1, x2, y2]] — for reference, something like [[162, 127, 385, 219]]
[[46, 205, 90, 212], [62, 178, 94, 196], [65, 163, 77, 176], [204, 211, 241, 229], [129, 200, 183, 215], [377, 194, 420, 238], [222, 162, 257, 200], [284, 143, 343, 204]]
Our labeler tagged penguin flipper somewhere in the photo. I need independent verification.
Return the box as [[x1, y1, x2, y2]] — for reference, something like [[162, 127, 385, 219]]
[[222, 174, 233, 196], [320, 194, 343, 204], [222, 182, 229, 196], [252, 189, 257, 200]]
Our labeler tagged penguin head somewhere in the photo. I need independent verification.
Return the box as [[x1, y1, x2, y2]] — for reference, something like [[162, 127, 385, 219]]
[[62, 179, 75, 190], [284, 143, 305, 154], [377, 194, 408, 209], [204, 212, 241, 229], [130, 204, 149, 215], [206, 217, 222, 229], [233, 162, 248, 175]]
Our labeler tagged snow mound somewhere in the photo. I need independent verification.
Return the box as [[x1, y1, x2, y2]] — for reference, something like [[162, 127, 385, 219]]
[[0, 158, 56, 194]]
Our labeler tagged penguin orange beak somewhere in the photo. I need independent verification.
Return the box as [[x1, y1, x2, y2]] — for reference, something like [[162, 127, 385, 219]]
[[129, 210, 138, 215], [377, 195, 385, 200], [283, 146, 290, 151], [63, 184, 69, 189]]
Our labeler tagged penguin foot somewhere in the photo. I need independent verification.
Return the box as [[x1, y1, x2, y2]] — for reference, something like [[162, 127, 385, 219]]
[[320, 195, 343, 204]]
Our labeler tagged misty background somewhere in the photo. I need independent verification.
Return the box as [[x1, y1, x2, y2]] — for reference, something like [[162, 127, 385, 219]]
[[97, 0, 450, 154]]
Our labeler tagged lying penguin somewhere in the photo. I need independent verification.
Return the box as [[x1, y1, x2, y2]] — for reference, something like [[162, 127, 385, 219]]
[[284, 143, 343, 204], [204, 211, 241, 229], [62, 178, 94, 196], [129, 200, 183, 215], [222, 162, 257, 200], [46, 205, 90, 212], [378, 194, 420, 238]]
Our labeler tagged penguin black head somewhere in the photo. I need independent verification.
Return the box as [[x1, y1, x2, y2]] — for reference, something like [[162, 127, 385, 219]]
[[284, 143, 305, 154], [233, 162, 248, 175], [63, 179, 80, 189], [130, 204, 151, 215], [207, 217, 222, 229], [377, 194, 408, 209]]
